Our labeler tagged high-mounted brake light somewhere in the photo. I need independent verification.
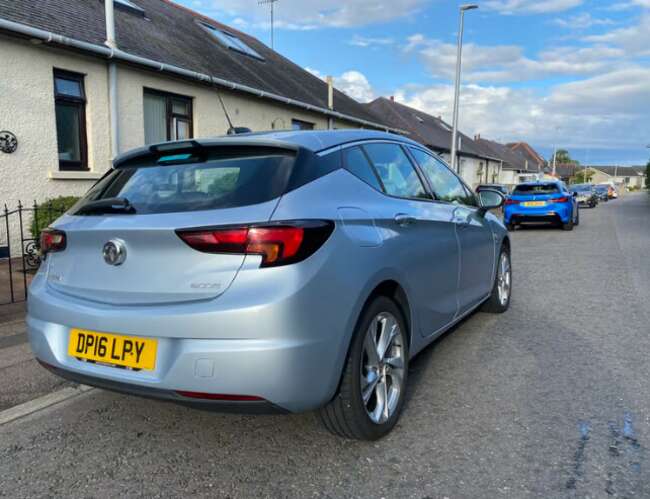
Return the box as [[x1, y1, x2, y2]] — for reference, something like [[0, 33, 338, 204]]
[[177, 221, 334, 268], [39, 229, 67, 256]]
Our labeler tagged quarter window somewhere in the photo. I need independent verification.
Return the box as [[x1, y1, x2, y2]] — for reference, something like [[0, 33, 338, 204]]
[[53, 69, 88, 171], [409, 148, 475, 205], [342, 146, 382, 191], [363, 143, 430, 200], [143, 90, 193, 145]]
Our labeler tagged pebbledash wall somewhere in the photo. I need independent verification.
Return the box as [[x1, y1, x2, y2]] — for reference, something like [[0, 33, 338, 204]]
[[0, 35, 362, 208]]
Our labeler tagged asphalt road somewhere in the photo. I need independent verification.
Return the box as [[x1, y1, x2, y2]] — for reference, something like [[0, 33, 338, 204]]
[[1, 193, 648, 499]]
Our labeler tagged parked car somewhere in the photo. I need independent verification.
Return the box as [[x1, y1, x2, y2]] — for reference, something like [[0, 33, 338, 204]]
[[505, 180, 579, 231], [594, 184, 610, 202], [597, 184, 617, 200], [476, 183, 509, 196], [570, 184, 598, 208], [28, 130, 511, 440]]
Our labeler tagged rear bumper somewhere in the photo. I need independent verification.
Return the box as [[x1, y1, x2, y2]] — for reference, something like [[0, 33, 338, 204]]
[[505, 203, 572, 224], [38, 360, 288, 414], [26, 243, 359, 414]]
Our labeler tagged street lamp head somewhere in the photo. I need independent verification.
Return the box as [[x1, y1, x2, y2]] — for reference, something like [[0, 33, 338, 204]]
[[460, 4, 479, 10]]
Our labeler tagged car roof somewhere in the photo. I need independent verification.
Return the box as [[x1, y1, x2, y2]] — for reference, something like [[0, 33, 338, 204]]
[[516, 181, 561, 187], [113, 130, 422, 167]]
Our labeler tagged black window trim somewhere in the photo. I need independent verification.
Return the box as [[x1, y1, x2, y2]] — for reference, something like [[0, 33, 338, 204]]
[[53, 68, 88, 172], [406, 145, 480, 208], [349, 141, 434, 203], [144, 88, 194, 144]]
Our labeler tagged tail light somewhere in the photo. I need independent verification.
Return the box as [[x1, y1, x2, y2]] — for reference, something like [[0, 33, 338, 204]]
[[505, 199, 519, 205], [39, 229, 67, 256], [176, 220, 334, 268], [551, 196, 570, 203]]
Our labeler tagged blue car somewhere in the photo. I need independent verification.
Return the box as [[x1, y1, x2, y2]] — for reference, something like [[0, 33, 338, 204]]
[[505, 180, 579, 231]]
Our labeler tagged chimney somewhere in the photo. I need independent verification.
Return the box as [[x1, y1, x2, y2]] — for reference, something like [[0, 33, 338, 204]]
[[390, 96, 395, 102], [474, 133, 481, 140], [326, 76, 334, 110], [105, 0, 117, 48]]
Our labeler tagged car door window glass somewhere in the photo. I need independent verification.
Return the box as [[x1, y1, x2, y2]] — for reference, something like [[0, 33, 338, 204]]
[[409, 148, 473, 205], [363, 143, 430, 200], [342, 146, 383, 192]]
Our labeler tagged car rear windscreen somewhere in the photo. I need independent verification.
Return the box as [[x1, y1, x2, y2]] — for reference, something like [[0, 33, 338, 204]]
[[71, 150, 296, 215], [513, 184, 560, 195]]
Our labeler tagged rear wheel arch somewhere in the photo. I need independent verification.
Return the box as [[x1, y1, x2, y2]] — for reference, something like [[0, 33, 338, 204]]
[[363, 280, 413, 348]]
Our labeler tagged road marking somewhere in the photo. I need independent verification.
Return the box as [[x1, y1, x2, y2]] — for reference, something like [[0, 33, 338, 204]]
[[0, 385, 94, 426]]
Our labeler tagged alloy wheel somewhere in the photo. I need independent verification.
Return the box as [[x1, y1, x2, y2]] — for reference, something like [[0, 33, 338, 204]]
[[497, 252, 511, 307], [360, 312, 406, 424]]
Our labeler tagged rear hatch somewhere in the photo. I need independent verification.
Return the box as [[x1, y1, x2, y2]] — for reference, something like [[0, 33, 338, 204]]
[[510, 184, 563, 206], [45, 144, 297, 305]]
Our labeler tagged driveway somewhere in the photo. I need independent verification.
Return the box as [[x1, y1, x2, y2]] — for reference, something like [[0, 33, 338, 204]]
[[1, 193, 649, 498]]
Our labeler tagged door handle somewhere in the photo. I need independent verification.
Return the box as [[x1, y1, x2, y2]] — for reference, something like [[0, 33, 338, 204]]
[[394, 214, 417, 227]]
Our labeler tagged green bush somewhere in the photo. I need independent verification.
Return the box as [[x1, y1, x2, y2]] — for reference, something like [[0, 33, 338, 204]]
[[30, 196, 81, 239]]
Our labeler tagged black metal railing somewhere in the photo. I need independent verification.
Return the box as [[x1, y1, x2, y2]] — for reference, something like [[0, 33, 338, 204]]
[[1, 201, 68, 305]]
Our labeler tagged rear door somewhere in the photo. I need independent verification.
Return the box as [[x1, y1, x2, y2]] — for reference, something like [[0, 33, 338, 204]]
[[361, 143, 459, 336], [46, 147, 296, 305], [409, 148, 494, 315]]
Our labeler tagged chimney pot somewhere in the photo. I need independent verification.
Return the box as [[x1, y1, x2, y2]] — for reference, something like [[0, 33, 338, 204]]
[[390, 96, 394, 102]]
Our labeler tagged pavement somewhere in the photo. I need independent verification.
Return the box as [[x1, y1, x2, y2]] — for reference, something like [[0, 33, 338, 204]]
[[0, 193, 648, 498]]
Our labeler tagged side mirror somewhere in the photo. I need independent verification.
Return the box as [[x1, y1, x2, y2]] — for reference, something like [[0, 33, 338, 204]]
[[572, 192, 578, 198], [478, 189, 506, 216]]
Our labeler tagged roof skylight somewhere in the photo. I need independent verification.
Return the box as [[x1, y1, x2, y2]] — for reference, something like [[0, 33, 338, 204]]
[[200, 22, 265, 61], [114, 0, 145, 15]]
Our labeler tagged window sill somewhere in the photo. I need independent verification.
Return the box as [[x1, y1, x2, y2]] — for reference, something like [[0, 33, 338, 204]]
[[49, 171, 104, 181]]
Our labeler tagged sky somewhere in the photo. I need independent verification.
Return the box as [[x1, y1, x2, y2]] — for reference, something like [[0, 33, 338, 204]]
[[178, 0, 650, 165]]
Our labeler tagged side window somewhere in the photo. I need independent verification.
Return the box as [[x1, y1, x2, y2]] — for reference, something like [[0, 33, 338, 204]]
[[363, 143, 430, 200], [342, 146, 383, 191], [409, 148, 474, 206]]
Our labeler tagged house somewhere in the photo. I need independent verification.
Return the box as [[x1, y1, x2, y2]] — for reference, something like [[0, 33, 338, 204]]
[[0, 0, 397, 207], [364, 97, 500, 188], [580, 166, 647, 190], [507, 142, 546, 173], [473, 137, 539, 187]]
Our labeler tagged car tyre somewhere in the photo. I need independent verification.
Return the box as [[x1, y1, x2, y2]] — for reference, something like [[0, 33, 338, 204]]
[[319, 296, 409, 440], [575, 208, 580, 226], [506, 223, 516, 231], [562, 215, 574, 231], [481, 246, 512, 314]]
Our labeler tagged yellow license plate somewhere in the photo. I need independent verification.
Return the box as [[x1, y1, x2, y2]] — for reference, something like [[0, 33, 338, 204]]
[[68, 329, 157, 371], [523, 201, 546, 207]]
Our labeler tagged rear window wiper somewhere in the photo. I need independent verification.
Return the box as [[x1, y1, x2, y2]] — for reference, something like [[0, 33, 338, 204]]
[[75, 197, 136, 215]]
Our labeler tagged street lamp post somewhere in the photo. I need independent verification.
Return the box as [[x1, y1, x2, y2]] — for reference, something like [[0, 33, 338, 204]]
[[450, 4, 478, 174]]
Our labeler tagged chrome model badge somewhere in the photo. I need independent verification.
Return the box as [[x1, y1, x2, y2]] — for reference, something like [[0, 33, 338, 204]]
[[103, 239, 127, 266]]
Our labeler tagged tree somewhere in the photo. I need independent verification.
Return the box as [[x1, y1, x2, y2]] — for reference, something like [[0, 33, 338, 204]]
[[572, 169, 594, 184], [551, 149, 580, 165], [646, 160, 650, 190]]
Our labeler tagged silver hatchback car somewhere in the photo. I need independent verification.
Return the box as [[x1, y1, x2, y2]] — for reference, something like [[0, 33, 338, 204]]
[[28, 130, 511, 440]]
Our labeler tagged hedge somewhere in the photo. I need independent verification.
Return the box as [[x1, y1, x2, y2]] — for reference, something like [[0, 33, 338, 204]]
[[30, 196, 81, 239]]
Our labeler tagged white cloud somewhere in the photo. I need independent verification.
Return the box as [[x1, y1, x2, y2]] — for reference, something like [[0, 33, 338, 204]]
[[605, 0, 650, 10], [404, 34, 623, 82], [484, 0, 583, 14], [201, 0, 428, 29], [583, 14, 650, 56], [306, 68, 376, 102], [348, 35, 395, 48], [553, 13, 615, 29], [393, 66, 650, 149]]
